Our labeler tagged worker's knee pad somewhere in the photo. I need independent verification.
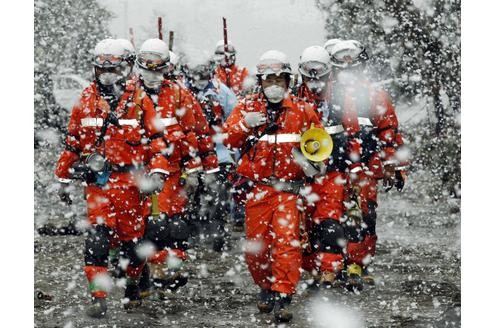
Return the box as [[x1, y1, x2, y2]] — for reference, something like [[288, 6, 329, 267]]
[[311, 219, 346, 254], [343, 219, 365, 243], [363, 200, 377, 235], [144, 216, 170, 250], [84, 225, 111, 266]]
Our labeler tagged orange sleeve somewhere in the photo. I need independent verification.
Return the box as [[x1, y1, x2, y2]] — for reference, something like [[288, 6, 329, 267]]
[[371, 89, 401, 165]]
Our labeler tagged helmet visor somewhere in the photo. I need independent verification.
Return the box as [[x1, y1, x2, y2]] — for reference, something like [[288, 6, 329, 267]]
[[299, 61, 330, 78], [256, 61, 291, 75], [137, 52, 169, 71], [94, 54, 124, 68]]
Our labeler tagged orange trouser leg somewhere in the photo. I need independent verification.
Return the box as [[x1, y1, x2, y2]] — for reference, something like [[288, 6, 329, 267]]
[[270, 192, 302, 294], [307, 172, 346, 274], [84, 265, 109, 299], [245, 188, 273, 291], [347, 234, 377, 266], [245, 185, 302, 295]]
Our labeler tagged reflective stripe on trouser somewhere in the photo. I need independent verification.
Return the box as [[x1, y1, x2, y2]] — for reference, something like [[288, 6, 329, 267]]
[[244, 184, 302, 295], [346, 234, 377, 267]]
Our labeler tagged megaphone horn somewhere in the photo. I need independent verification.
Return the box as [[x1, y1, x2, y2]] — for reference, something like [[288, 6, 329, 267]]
[[300, 124, 333, 162]]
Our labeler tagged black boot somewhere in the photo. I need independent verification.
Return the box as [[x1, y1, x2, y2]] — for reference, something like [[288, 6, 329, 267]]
[[256, 288, 275, 313], [274, 293, 293, 323], [138, 264, 152, 299], [123, 283, 142, 310], [86, 297, 107, 318]]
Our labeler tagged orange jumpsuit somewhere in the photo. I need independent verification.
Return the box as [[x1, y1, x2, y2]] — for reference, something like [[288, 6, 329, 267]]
[[214, 64, 249, 96], [55, 80, 167, 298], [328, 79, 407, 267], [223, 93, 322, 295], [141, 79, 218, 264], [296, 83, 362, 275]]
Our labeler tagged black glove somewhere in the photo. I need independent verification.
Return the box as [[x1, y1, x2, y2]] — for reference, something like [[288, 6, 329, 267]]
[[395, 170, 406, 192]]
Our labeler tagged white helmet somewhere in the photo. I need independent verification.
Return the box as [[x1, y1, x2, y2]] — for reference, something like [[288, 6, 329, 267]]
[[323, 38, 342, 55], [298, 46, 331, 78], [214, 39, 236, 54], [214, 40, 236, 67], [93, 38, 125, 68], [117, 38, 135, 60], [330, 39, 368, 68], [137, 38, 170, 71], [256, 50, 291, 76]]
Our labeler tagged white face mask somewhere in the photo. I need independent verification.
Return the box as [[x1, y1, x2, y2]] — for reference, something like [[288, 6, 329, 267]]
[[263, 85, 286, 103], [98, 72, 121, 86], [140, 69, 164, 90], [306, 80, 326, 94]]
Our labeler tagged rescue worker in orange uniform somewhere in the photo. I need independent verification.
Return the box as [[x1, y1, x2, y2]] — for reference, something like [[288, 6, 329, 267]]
[[295, 46, 364, 291], [223, 50, 323, 323], [328, 40, 409, 285], [55, 39, 170, 317], [213, 40, 249, 96], [134, 39, 218, 295]]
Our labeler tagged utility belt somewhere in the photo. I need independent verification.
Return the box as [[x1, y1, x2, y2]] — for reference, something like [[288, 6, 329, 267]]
[[259, 176, 304, 195]]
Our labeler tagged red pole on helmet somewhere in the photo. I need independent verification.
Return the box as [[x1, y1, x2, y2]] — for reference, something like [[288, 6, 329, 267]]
[[169, 31, 174, 51], [129, 27, 135, 47], [222, 17, 231, 87], [158, 17, 163, 40]]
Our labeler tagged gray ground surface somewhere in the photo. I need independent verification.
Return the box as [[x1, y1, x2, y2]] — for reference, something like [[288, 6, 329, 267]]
[[35, 157, 460, 327]]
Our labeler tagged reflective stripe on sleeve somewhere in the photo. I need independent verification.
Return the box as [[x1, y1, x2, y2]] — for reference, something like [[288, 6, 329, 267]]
[[325, 125, 344, 134], [357, 117, 373, 126], [383, 159, 399, 166], [205, 167, 220, 174], [185, 166, 203, 174], [258, 134, 301, 143], [349, 166, 363, 173], [239, 121, 250, 133], [149, 168, 170, 176], [160, 117, 179, 127], [80, 118, 104, 127], [118, 119, 139, 127]]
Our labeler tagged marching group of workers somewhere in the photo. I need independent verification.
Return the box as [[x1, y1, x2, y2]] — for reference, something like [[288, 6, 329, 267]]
[[54, 34, 408, 323]]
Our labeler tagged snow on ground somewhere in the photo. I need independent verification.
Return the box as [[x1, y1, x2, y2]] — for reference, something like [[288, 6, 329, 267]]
[[35, 142, 460, 327]]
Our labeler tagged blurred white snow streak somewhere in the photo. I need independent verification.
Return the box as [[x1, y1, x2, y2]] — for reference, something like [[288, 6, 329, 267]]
[[310, 297, 365, 328]]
